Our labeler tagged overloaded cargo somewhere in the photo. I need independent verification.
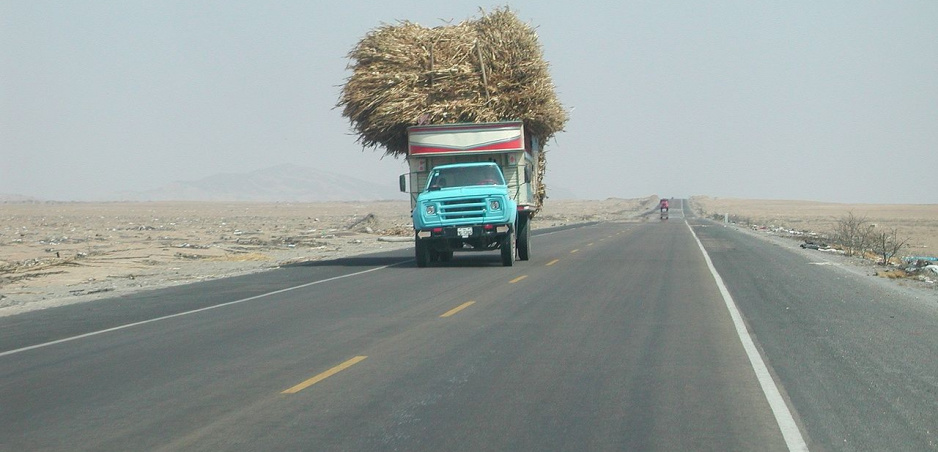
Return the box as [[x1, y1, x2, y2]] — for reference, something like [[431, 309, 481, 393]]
[[338, 8, 566, 267], [337, 7, 567, 157]]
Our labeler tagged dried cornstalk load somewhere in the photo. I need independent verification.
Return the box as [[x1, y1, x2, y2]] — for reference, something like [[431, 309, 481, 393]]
[[338, 8, 567, 157]]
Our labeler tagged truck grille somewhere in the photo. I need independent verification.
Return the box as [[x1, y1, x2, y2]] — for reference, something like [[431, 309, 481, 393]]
[[440, 198, 486, 222]]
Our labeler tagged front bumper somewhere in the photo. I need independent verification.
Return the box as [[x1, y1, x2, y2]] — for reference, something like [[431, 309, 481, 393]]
[[416, 224, 511, 240]]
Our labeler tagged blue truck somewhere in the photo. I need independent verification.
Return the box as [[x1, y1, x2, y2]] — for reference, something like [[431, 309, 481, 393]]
[[400, 121, 542, 267]]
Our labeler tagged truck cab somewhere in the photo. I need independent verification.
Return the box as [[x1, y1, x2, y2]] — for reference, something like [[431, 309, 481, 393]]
[[411, 162, 517, 266], [400, 121, 539, 267]]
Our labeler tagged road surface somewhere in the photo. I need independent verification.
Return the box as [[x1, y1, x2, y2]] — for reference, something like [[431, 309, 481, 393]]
[[2, 201, 936, 451]]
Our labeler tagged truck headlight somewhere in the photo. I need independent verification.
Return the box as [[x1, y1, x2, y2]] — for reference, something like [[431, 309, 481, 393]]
[[425, 205, 436, 215], [489, 200, 500, 210]]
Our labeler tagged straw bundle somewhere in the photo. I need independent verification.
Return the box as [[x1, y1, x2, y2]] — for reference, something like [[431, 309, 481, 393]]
[[338, 8, 567, 157]]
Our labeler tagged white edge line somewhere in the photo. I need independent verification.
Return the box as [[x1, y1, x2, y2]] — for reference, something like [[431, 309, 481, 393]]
[[0, 263, 401, 358], [685, 220, 809, 452]]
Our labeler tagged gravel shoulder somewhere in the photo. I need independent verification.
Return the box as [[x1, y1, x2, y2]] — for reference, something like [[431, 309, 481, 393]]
[[688, 197, 938, 303]]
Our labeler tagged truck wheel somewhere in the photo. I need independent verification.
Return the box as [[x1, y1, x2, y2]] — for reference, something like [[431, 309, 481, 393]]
[[516, 216, 530, 261], [415, 240, 430, 267], [501, 234, 513, 266]]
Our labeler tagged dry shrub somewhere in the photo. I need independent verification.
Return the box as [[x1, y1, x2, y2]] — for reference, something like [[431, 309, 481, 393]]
[[338, 7, 567, 157], [876, 269, 908, 279]]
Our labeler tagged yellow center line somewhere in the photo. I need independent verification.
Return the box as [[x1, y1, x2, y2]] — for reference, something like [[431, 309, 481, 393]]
[[509, 275, 528, 284], [545, 259, 559, 266], [440, 301, 475, 318], [570, 249, 579, 254], [587, 242, 594, 247], [282, 356, 367, 394]]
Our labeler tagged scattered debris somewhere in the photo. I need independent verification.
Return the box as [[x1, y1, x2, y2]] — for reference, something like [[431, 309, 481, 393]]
[[69, 287, 114, 296], [0, 198, 685, 316], [378, 236, 413, 243], [174, 243, 210, 249], [876, 269, 908, 279], [800, 241, 826, 250], [346, 213, 378, 232], [174, 252, 209, 260]]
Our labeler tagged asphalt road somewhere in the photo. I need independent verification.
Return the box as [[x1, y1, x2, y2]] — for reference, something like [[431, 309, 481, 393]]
[[1, 201, 936, 451]]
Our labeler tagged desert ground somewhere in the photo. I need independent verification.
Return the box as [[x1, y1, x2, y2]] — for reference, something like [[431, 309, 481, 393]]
[[0, 197, 654, 316], [3, 196, 935, 317], [691, 196, 938, 255]]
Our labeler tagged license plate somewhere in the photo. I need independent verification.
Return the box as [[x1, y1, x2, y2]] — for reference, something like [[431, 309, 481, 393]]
[[457, 227, 472, 238]]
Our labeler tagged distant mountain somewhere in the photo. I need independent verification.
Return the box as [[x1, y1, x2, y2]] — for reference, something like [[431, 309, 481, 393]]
[[124, 165, 404, 202], [0, 193, 41, 203]]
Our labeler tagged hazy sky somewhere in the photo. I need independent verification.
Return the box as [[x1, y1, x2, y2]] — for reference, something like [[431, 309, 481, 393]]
[[2, 1, 936, 203]]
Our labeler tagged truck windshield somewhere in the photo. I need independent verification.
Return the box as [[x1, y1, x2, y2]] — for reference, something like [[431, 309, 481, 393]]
[[428, 166, 505, 190]]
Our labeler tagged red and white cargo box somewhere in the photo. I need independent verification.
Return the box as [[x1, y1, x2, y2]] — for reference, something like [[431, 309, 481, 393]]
[[408, 121, 527, 155], [402, 121, 542, 210]]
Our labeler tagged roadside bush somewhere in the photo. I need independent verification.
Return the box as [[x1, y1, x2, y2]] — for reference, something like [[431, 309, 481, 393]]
[[871, 227, 909, 265], [831, 212, 908, 264], [831, 212, 874, 257]]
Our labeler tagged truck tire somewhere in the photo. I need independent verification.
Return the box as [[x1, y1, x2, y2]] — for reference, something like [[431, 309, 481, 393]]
[[516, 215, 530, 261], [501, 234, 513, 266], [415, 240, 430, 267]]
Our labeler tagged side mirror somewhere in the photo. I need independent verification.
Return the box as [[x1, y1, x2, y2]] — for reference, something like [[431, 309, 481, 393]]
[[399, 174, 407, 192]]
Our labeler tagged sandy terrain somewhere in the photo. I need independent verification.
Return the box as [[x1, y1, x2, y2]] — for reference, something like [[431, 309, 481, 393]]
[[0, 197, 655, 317], [690, 196, 938, 255], [690, 197, 938, 294], [4, 196, 934, 317]]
